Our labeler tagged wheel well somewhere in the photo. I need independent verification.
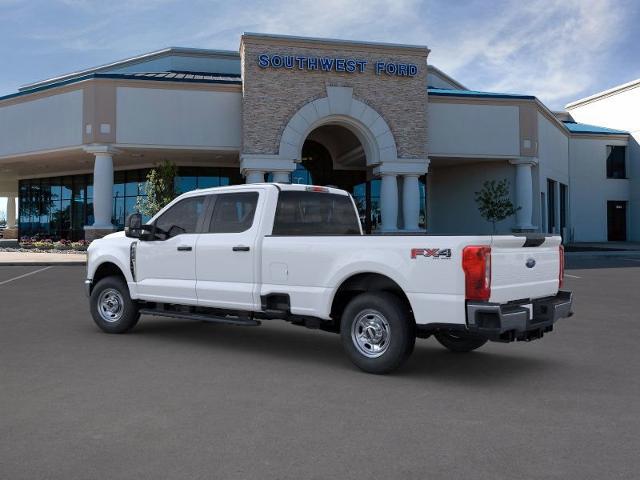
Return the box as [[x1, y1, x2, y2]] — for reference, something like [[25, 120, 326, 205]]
[[330, 273, 414, 324], [92, 262, 126, 287]]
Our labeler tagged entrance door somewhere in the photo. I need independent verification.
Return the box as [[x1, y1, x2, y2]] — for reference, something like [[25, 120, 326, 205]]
[[607, 201, 627, 241], [135, 195, 208, 304]]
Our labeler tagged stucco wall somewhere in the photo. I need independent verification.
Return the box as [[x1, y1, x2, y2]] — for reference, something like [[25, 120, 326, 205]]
[[568, 86, 639, 241], [568, 136, 630, 242], [429, 161, 517, 234], [240, 36, 428, 159], [116, 87, 242, 148], [427, 102, 520, 157], [0, 90, 83, 157]]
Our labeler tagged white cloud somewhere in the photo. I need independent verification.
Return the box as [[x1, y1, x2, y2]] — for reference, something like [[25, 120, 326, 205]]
[[425, 0, 631, 108]]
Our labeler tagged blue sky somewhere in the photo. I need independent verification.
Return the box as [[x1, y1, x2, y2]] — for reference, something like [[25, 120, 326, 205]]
[[1, 0, 640, 215]]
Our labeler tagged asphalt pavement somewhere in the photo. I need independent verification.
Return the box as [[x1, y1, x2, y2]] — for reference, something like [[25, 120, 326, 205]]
[[1, 259, 639, 479]]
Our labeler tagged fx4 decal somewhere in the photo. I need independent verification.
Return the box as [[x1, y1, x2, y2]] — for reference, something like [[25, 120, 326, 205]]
[[411, 248, 452, 259]]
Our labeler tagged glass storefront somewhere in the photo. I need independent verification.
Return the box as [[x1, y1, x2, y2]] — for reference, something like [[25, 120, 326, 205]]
[[19, 164, 425, 239], [19, 167, 243, 240]]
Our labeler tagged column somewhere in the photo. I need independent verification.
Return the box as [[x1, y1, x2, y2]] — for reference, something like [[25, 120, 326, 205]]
[[6, 195, 16, 229], [245, 170, 265, 184], [402, 174, 420, 231], [509, 158, 537, 231], [380, 173, 398, 232], [84, 146, 117, 238], [271, 171, 290, 183]]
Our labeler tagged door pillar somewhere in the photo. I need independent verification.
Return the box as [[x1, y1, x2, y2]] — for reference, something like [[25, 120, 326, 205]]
[[509, 157, 538, 231], [6, 195, 16, 229], [84, 145, 117, 240]]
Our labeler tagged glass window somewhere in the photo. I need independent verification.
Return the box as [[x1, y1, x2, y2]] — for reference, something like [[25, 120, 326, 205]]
[[606, 146, 626, 179], [155, 196, 206, 237], [208, 192, 258, 233], [272, 191, 360, 235], [113, 171, 125, 198]]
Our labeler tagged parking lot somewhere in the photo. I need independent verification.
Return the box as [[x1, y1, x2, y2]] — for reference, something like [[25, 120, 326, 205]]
[[1, 257, 639, 479]]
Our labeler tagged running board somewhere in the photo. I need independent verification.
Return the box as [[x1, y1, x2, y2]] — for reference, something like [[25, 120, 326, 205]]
[[139, 308, 261, 326]]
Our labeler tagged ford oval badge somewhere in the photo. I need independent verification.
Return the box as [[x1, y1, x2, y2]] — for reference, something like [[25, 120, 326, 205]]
[[526, 258, 536, 269]]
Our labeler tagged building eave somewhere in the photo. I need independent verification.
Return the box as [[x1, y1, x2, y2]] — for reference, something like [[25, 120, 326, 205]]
[[565, 78, 640, 109]]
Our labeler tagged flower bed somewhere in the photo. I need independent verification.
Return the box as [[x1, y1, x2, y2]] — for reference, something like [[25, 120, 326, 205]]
[[0, 237, 90, 254]]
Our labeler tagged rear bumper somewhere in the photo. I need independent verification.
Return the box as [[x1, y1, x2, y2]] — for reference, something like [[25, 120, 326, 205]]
[[466, 290, 573, 342]]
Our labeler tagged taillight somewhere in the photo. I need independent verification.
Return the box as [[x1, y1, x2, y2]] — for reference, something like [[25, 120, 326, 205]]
[[462, 246, 491, 301], [559, 245, 565, 289]]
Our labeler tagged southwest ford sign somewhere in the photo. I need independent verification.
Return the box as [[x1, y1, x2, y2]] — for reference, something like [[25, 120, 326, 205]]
[[257, 54, 418, 77]]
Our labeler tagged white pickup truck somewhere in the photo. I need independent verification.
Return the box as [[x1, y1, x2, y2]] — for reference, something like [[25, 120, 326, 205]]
[[86, 183, 572, 373]]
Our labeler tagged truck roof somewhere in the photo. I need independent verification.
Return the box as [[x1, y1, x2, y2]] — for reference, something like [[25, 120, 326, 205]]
[[177, 183, 351, 198]]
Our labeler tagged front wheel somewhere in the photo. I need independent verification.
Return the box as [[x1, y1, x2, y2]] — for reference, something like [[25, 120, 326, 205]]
[[340, 292, 415, 374], [90, 276, 140, 334], [434, 332, 488, 352]]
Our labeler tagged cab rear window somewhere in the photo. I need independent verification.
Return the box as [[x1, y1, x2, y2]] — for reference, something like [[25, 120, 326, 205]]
[[272, 191, 360, 235]]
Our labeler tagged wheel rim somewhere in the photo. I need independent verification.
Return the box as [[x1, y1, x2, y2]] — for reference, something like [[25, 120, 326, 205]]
[[351, 309, 391, 358], [97, 288, 125, 323]]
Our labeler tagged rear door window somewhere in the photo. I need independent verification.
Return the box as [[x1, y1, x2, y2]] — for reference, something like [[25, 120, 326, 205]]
[[208, 192, 259, 233], [272, 191, 360, 235]]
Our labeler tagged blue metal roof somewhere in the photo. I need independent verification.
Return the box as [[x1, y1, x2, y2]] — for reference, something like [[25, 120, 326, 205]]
[[427, 87, 535, 100], [562, 121, 628, 135], [0, 71, 242, 102]]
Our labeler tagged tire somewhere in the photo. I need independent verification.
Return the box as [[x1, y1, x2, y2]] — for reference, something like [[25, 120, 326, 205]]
[[90, 276, 140, 334], [340, 292, 415, 374], [434, 332, 488, 353]]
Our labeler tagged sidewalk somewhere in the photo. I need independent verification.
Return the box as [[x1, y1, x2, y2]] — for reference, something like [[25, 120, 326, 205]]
[[0, 251, 86, 266]]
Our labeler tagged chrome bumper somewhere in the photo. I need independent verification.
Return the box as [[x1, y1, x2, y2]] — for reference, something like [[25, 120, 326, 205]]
[[84, 279, 92, 297], [466, 290, 573, 342]]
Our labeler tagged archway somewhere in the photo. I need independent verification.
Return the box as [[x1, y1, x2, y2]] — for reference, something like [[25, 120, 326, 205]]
[[291, 124, 383, 233]]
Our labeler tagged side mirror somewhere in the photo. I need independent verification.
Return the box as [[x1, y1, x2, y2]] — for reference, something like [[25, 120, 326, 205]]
[[125, 213, 143, 238]]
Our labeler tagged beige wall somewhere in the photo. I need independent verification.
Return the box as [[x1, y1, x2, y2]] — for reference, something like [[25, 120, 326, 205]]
[[429, 161, 517, 234], [240, 35, 429, 159], [0, 90, 83, 157], [427, 102, 520, 157], [116, 86, 242, 148]]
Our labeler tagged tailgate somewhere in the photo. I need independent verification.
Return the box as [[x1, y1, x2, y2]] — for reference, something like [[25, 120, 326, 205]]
[[490, 235, 561, 303]]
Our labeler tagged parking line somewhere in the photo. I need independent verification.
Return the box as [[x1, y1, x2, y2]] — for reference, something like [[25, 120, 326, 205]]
[[0, 266, 52, 286], [565, 274, 581, 278]]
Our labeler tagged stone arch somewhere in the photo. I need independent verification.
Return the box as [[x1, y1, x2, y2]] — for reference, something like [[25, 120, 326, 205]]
[[278, 86, 398, 166]]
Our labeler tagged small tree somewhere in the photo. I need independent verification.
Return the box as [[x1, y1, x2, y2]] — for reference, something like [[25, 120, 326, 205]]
[[474, 179, 520, 233], [136, 160, 178, 217]]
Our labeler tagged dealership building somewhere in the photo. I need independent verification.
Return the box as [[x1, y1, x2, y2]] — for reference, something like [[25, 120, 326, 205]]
[[0, 33, 636, 242]]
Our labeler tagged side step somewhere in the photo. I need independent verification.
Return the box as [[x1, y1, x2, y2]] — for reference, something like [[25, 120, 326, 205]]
[[139, 308, 261, 326]]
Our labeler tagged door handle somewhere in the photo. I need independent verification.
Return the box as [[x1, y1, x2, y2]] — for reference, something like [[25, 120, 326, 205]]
[[232, 246, 250, 252], [177, 245, 192, 252]]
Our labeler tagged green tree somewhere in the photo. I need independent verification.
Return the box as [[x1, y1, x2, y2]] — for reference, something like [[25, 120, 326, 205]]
[[474, 179, 520, 233], [136, 160, 178, 217]]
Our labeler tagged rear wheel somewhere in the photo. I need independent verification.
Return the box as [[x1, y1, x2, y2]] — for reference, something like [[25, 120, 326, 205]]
[[434, 332, 487, 352], [340, 292, 415, 374], [90, 276, 140, 334]]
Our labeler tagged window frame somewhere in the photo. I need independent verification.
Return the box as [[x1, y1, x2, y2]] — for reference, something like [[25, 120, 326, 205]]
[[204, 191, 260, 234]]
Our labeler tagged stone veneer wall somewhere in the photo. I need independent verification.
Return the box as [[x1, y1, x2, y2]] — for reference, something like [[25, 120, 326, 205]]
[[240, 36, 429, 160]]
